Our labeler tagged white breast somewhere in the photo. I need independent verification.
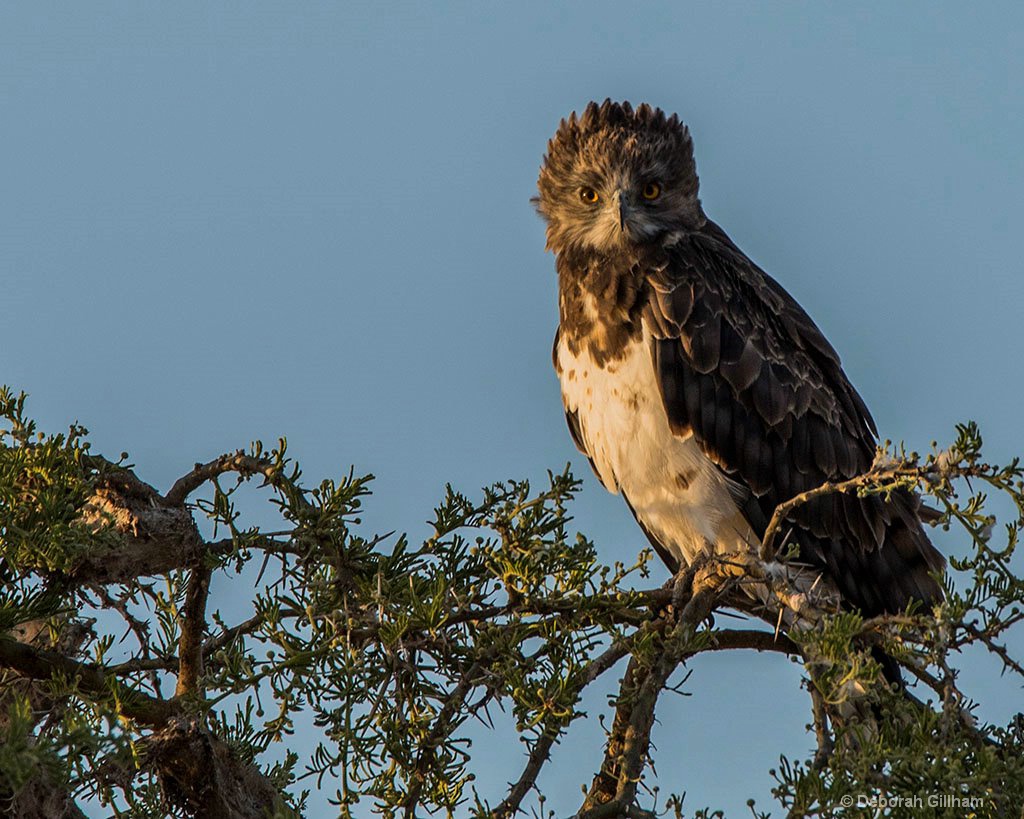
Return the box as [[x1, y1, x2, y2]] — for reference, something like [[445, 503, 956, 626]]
[[556, 322, 758, 567]]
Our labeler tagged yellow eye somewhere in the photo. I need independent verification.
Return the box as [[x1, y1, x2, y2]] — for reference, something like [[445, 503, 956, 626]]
[[579, 187, 599, 204], [642, 181, 661, 200]]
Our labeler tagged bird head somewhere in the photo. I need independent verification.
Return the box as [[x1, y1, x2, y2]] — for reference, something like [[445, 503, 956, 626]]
[[534, 100, 704, 257]]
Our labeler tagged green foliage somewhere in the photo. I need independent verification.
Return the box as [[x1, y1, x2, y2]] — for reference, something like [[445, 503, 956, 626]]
[[0, 387, 107, 576], [1, 390, 1023, 818], [772, 423, 1024, 817]]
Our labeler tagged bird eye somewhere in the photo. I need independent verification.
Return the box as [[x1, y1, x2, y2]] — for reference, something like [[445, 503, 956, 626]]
[[642, 181, 662, 200], [579, 187, 599, 204]]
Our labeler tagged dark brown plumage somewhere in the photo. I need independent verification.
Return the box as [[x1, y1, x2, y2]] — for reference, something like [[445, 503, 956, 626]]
[[537, 100, 944, 617]]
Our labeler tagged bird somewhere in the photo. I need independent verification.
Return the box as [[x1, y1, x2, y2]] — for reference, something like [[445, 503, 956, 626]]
[[535, 100, 944, 620]]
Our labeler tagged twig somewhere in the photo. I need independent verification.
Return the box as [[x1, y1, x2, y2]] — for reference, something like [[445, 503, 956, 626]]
[[901, 659, 947, 699], [203, 614, 264, 657], [760, 462, 938, 560], [808, 686, 834, 769], [491, 728, 559, 819], [401, 661, 487, 818], [581, 636, 638, 686], [88, 584, 165, 694], [962, 622, 1024, 678]]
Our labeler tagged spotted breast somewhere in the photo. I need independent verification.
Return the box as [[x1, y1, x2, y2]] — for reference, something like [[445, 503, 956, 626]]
[[554, 316, 759, 571]]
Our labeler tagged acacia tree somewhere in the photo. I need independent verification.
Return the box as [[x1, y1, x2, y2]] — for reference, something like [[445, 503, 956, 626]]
[[1, 384, 1023, 819]]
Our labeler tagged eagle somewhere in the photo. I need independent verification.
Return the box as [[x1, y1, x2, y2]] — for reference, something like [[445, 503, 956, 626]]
[[535, 100, 943, 618]]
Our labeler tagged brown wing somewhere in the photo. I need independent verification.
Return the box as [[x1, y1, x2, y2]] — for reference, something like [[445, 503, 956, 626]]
[[645, 221, 944, 615]]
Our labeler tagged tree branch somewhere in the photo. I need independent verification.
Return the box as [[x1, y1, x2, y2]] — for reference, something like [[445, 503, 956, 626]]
[[141, 716, 298, 819], [808, 685, 834, 769], [962, 622, 1024, 678], [0, 630, 299, 818], [175, 563, 213, 697], [708, 628, 799, 655], [164, 452, 282, 507], [492, 630, 663, 819], [580, 562, 733, 815], [491, 728, 559, 819], [0, 618, 92, 819], [74, 469, 206, 585], [402, 661, 487, 818], [0, 636, 177, 727]]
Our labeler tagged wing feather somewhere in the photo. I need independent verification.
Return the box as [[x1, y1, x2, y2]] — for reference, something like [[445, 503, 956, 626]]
[[645, 222, 943, 614]]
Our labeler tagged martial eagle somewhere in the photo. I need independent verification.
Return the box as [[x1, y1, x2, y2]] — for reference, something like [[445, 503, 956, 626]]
[[535, 100, 943, 617]]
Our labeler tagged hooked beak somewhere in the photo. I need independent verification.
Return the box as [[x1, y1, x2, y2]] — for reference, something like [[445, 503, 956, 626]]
[[617, 192, 629, 231]]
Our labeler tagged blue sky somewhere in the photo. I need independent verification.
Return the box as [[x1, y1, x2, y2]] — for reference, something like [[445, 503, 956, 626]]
[[2, 3, 1023, 816]]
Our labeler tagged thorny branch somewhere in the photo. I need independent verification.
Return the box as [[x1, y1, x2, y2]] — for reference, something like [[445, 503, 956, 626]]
[[3, 393, 1024, 818]]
